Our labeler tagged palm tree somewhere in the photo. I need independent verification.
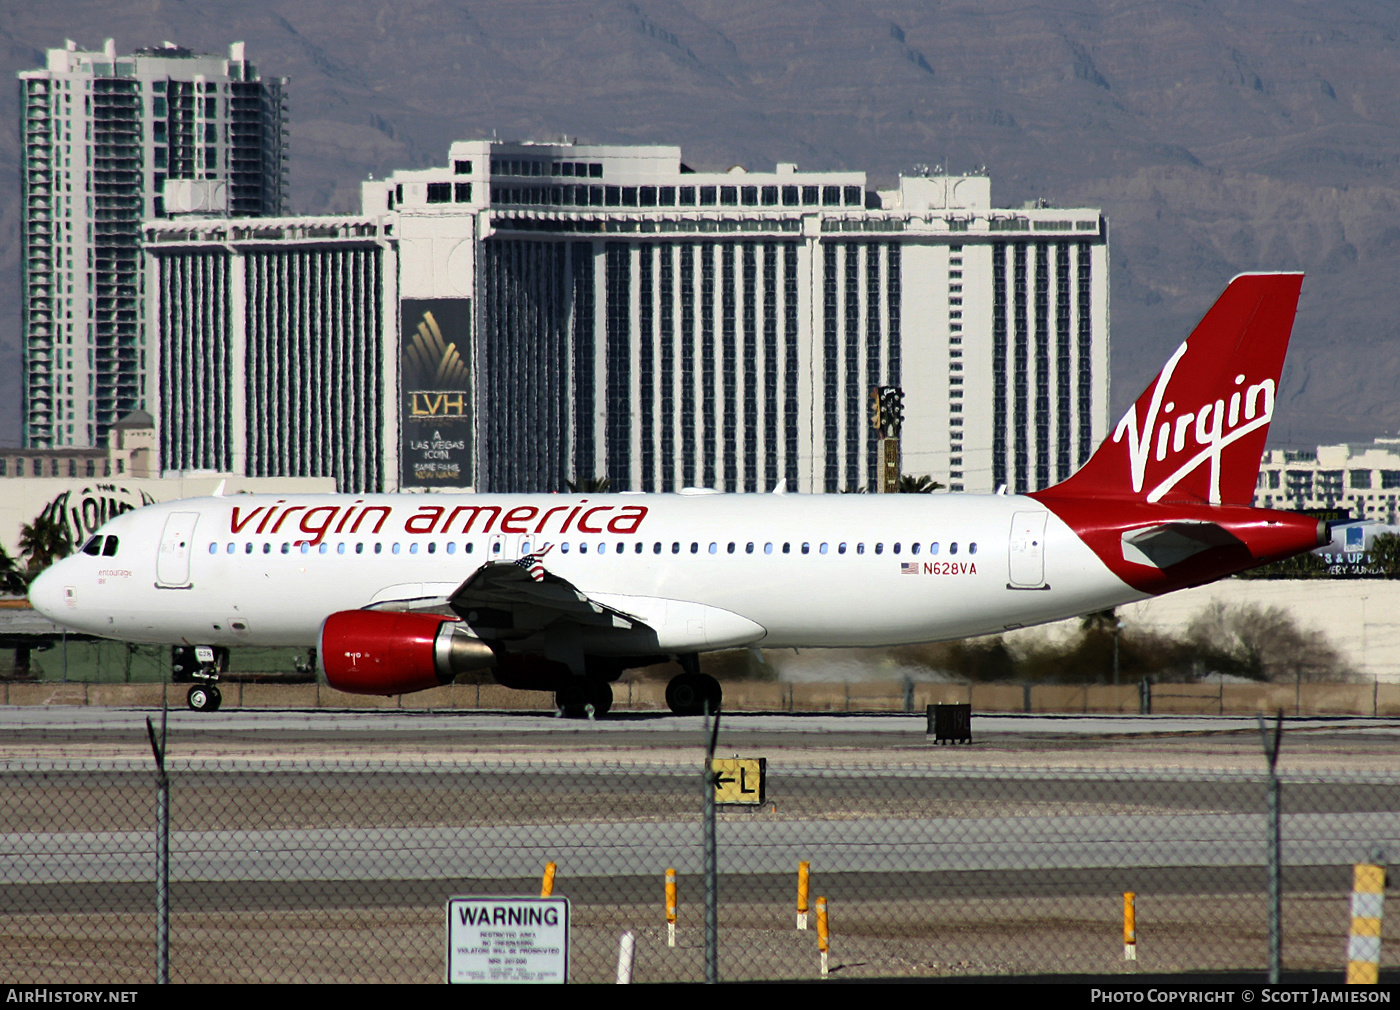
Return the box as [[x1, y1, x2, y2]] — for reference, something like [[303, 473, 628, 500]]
[[18, 513, 73, 577], [1369, 533, 1400, 577], [0, 544, 28, 595], [898, 474, 945, 494]]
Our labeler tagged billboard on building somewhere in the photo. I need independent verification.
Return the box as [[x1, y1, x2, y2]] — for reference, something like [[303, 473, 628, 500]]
[[400, 299, 473, 488]]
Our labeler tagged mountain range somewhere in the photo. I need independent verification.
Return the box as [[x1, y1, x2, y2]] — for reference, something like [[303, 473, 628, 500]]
[[3, 0, 1398, 452]]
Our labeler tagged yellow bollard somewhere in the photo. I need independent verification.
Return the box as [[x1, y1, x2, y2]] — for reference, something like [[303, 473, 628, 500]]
[[1123, 891, 1137, 961], [816, 895, 829, 979], [1347, 862, 1386, 984], [666, 867, 678, 948], [540, 860, 557, 898], [797, 860, 810, 930]]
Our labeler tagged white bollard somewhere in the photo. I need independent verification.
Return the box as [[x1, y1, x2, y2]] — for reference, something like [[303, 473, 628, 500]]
[[616, 930, 636, 984]]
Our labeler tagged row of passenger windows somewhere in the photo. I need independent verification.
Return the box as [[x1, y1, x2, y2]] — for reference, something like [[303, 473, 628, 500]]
[[209, 540, 978, 557]]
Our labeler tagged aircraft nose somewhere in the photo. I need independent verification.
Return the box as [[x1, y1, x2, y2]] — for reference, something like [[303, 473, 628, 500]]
[[27, 564, 67, 621]]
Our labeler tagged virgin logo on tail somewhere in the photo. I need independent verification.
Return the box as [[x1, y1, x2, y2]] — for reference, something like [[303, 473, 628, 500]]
[[1115, 343, 1277, 504], [1040, 272, 1302, 507]]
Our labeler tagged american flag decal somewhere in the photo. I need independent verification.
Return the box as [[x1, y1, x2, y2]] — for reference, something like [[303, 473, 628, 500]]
[[513, 543, 554, 582], [901, 562, 920, 575]]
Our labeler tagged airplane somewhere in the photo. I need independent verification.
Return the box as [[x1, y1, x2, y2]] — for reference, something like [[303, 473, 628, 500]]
[[28, 272, 1326, 715]]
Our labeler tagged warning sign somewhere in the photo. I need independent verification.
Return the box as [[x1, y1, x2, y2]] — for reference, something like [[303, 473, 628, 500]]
[[446, 896, 570, 983]]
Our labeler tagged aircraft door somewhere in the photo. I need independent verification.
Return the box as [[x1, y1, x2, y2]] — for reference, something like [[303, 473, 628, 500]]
[[1008, 511, 1048, 589], [156, 511, 199, 588]]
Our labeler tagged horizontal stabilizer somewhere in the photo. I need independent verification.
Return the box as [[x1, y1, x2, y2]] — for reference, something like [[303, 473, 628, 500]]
[[1120, 522, 1246, 569]]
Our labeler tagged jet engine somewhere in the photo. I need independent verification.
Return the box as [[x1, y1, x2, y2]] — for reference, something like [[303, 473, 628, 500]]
[[318, 610, 497, 696]]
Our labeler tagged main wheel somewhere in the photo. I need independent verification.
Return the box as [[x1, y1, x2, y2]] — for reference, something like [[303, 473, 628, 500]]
[[585, 680, 613, 717], [206, 685, 222, 712], [665, 672, 722, 716], [187, 685, 213, 712]]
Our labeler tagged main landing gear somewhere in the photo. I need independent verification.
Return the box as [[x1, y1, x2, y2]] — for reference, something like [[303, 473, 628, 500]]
[[555, 679, 613, 719], [665, 654, 722, 716]]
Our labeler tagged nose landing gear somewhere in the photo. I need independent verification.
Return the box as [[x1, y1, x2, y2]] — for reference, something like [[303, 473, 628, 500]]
[[181, 645, 224, 712], [186, 683, 222, 712]]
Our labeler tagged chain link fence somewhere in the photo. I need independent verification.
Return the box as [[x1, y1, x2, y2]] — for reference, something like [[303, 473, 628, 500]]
[[2, 714, 1396, 983]]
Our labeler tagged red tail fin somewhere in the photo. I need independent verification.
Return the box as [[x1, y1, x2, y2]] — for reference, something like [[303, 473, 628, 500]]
[[1048, 272, 1303, 505]]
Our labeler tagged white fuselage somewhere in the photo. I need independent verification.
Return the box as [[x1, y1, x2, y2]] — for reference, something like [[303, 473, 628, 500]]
[[30, 492, 1144, 652]]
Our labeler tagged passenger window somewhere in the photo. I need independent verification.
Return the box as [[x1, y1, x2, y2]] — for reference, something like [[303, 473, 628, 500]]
[[636, 543, 644, 554], [709, 543, 718, 554], [206, 543, 216, 556], [392, 543, 401, 555], [226, 544, 235, 555], [446, 542, 455, 555], [282, 543, 290, 554], [970, 542, 978, 555], [245, 542, 253, 554], [654, 542, 662, 554], [763, 543, 771, 555], [727, 542, 735, 554], [949, 543, 958, 555], [337, 543, 346, 555], [319, 544, 328, 554], [690, 542, 699, 554], [301, 543, 310, 554], [561, 543, 570, 554], [782, 543, 790, 554], [580, 543, 589, 554], [930, 543, 939, 555], [820, 543, 828, 554], [874, 544, 882, 555], [264, 543, 272, 554], [801, 543, 810, 554], [373, 543, 382, 554], [856, 543, 865, 555], [671, 542, 680, 554], [465, 542, 474, 554], [911, 543, 920, 555], [356, 543, 364, 554], [838, 543, 847, 555]]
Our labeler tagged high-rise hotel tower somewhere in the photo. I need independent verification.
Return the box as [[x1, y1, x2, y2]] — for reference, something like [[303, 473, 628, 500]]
[[20, 40, 286, 449], [146, 140, 1108, 495]]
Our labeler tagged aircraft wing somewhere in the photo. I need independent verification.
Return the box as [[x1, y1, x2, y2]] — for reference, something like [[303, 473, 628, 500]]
[[361, 560, 764, 652], [445, 561, 641, 636]]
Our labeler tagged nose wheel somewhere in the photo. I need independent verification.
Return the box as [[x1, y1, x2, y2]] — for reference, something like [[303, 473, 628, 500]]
[[186, 683, 222, 712]]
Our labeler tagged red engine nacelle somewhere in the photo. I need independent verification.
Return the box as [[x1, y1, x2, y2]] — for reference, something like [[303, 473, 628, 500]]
[[318, 610, 498, 696]]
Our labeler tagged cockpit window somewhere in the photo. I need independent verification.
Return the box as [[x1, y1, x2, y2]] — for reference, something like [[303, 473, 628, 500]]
[[82, 536, 103, 556], [101, 536, 119, 557]]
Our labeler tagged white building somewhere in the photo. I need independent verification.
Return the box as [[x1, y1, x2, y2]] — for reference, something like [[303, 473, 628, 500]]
[[1256, 438, 1400, 522], [20, 39, 287, 451], [145, 140, 1109, 495]]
